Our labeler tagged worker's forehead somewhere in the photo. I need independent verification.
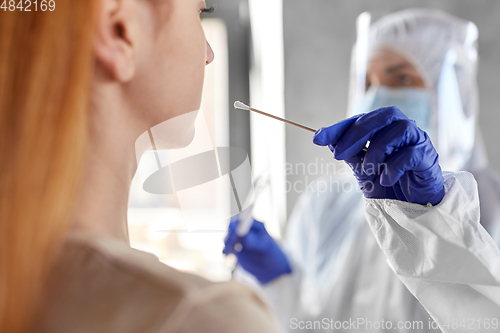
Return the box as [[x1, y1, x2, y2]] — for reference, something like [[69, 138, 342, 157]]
[[367, 48, 417, 72], [369, 48, 408, 64]]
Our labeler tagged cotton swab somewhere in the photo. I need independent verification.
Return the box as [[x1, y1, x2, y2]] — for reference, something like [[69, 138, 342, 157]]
[[234, 101, 317, 133], [234, 101, 369, 152]]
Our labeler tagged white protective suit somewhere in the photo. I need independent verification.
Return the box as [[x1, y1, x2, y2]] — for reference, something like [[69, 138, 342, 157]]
[[365, 171, 500, 333], [236, 9, 500, 333]]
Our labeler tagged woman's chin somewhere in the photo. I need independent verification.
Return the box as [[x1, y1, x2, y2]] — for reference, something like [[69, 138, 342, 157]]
[[151, 110, 199, 150]]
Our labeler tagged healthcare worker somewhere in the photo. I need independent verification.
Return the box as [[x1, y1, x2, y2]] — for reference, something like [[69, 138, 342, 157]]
[[224, 9, 500, 332]]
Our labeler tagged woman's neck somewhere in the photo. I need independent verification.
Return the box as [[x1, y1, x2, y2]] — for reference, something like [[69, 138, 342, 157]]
[[71, 85, 141, 244]]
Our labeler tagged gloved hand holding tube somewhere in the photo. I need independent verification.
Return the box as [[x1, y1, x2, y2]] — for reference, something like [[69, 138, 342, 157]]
[[223, 217, 292, 285], [313, 106, 445, 206]]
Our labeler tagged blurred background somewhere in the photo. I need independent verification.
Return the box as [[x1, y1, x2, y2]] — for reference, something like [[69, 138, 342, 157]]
[[128, 0, 500, 281]]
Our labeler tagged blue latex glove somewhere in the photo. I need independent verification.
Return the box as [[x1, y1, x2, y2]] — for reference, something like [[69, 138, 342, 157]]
[[223, 217, 292, 284], [313, 106, 445, 206]]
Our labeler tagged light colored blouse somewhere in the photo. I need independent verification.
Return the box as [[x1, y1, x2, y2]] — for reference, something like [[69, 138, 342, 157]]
[[32, 232, 282, 333]]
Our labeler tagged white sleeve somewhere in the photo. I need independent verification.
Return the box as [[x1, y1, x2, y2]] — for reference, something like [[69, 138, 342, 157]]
[[264, 177, 364, 320], [364, 171, 500, 333]]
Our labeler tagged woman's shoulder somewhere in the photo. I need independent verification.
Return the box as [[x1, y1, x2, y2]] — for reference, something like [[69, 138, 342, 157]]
[[33, 232, 281, 333], [63, 232, 210, 291]]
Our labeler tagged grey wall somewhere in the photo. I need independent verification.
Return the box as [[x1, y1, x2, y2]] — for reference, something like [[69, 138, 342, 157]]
[[283, 0, 500, 216]]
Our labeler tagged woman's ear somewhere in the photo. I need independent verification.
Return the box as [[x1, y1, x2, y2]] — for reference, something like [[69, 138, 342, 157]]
[[94, 0, 137, 82]]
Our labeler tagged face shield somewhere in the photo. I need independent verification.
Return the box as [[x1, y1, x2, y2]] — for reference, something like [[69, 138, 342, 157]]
[[348, 9, 486, 172]]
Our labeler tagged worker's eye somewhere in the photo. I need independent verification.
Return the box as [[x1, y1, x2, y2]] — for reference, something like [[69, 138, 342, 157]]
[[398, 74, 414, 86], [199, 5, 216, 19]]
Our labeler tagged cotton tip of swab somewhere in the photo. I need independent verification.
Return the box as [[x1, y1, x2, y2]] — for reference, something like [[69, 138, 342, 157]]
[[234, 101, 251, 110]]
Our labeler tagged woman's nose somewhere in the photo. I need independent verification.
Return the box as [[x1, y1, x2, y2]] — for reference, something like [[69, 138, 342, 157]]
[[206, 41, 214, 66]]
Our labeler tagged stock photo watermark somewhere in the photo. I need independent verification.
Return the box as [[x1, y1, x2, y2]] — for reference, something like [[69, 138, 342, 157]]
[[290, 317, 500, 331], [284, 158, 388, 196]]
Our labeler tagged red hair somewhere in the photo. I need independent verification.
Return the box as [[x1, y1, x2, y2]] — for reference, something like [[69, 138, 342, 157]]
[[0, 2, 99, 331]]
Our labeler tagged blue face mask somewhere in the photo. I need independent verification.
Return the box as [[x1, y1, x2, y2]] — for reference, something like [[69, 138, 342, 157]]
[[357, 86, 433, 135]]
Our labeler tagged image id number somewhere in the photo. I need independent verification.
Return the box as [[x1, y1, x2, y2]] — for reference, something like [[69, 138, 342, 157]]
[[1, 0, 55, 11]]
